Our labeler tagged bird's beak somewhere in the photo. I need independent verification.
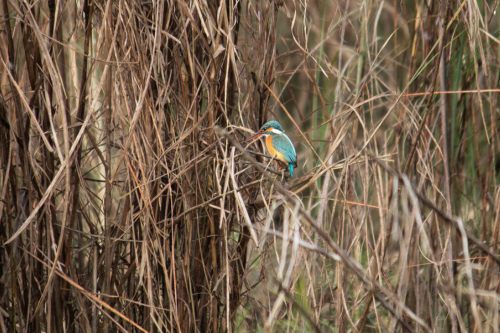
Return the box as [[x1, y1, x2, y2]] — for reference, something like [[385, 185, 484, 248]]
[[246, 130, 263, 142]]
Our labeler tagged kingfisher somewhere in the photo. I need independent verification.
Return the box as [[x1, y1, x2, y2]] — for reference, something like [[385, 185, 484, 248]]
[[247, 120, 298, 176]]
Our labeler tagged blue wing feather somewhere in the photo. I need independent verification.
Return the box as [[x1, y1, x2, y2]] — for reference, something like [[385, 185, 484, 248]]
[[272, 134, 297, 175]]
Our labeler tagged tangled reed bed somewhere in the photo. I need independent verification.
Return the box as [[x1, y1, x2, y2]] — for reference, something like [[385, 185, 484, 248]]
[[0, 0, 498, 332]]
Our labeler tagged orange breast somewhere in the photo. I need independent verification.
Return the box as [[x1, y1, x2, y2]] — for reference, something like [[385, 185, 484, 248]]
[[265, 135, 286, 162]]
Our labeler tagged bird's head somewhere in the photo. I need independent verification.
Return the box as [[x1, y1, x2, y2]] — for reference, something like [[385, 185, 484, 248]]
[[247, 120, 284, 141]]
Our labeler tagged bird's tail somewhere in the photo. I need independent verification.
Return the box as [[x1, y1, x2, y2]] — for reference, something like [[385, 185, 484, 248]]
[[288, 163, 294, 176]]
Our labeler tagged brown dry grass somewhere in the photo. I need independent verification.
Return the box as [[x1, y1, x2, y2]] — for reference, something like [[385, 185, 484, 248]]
[[0, 0, 498, 332]]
